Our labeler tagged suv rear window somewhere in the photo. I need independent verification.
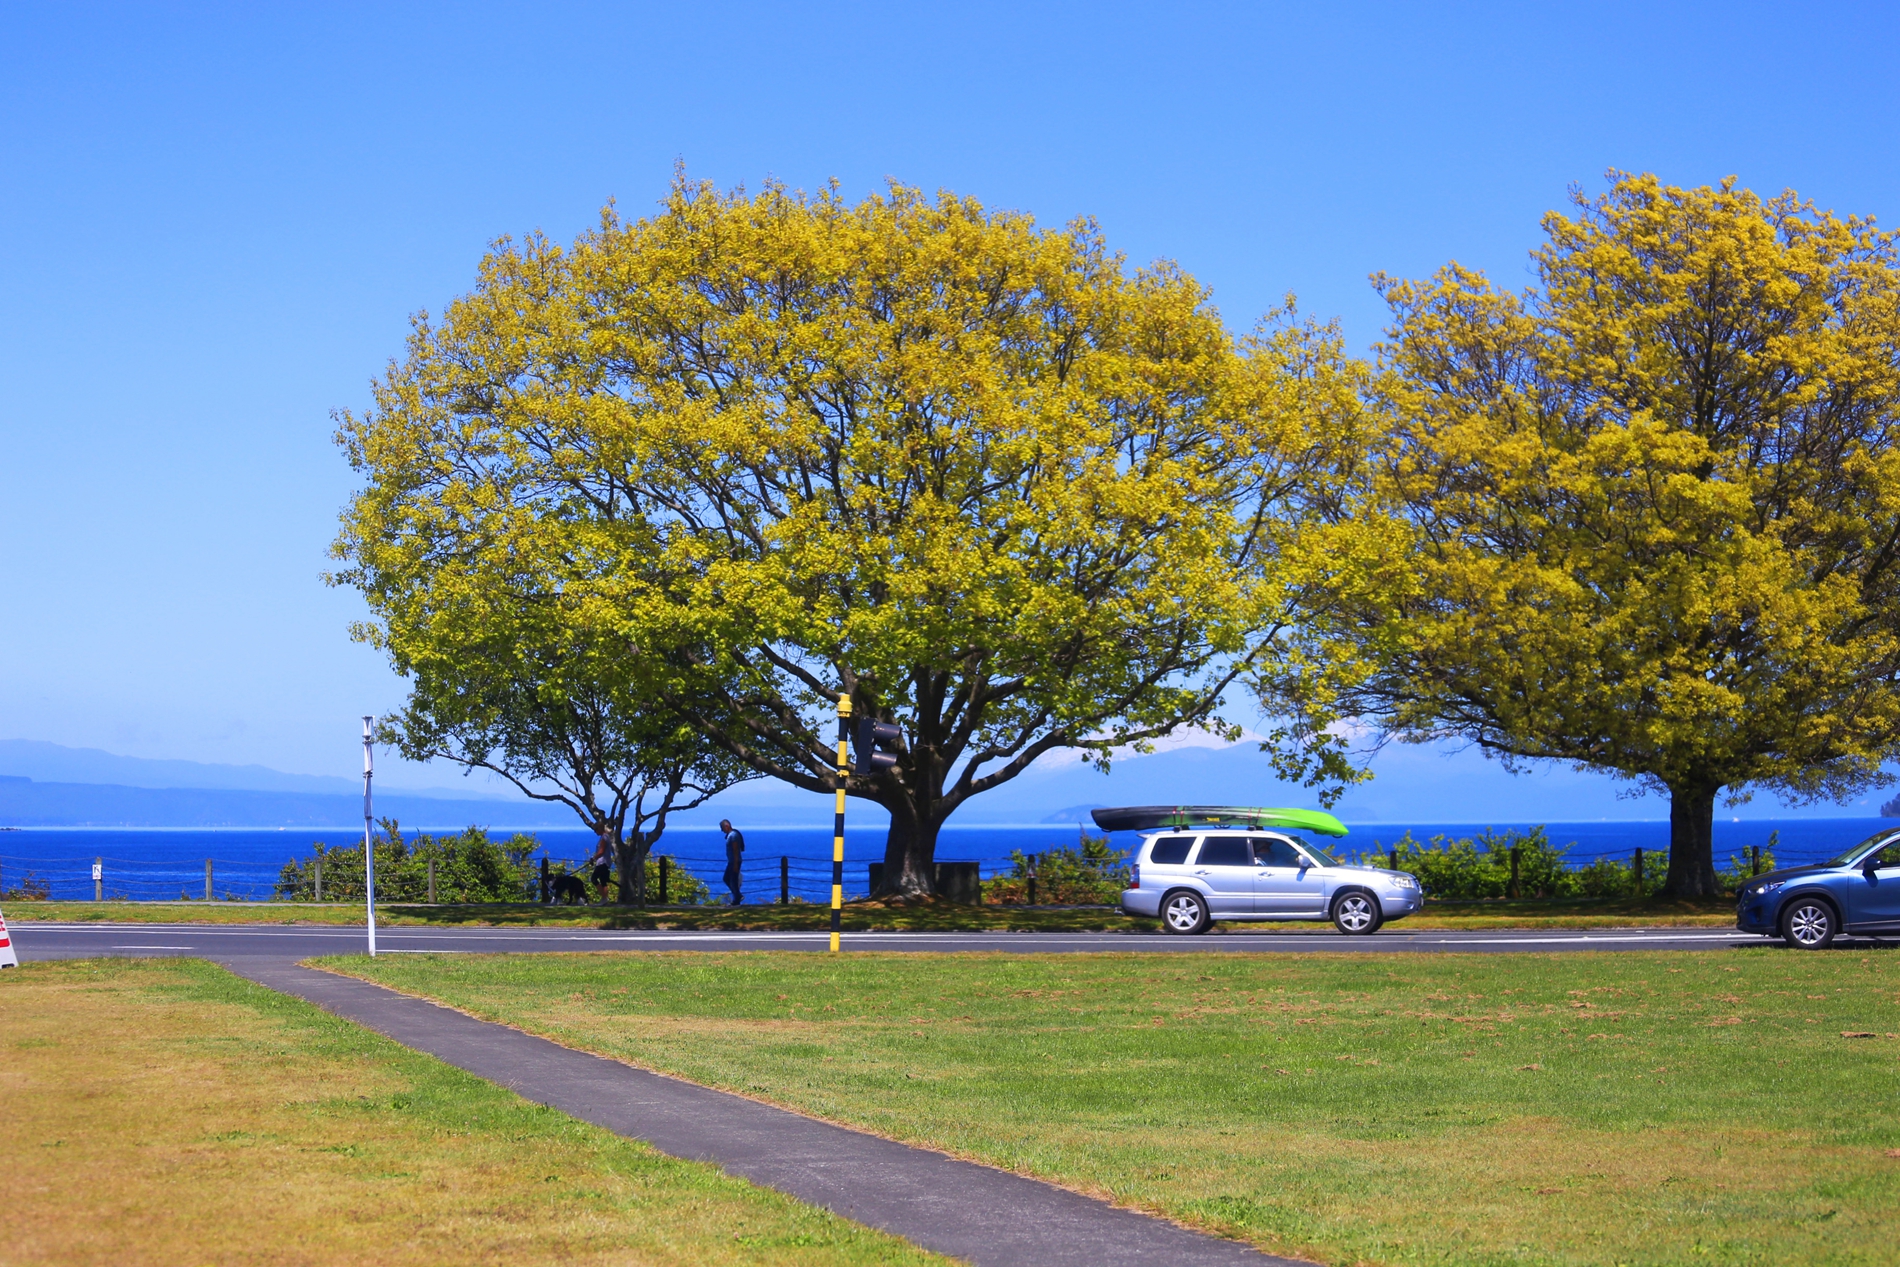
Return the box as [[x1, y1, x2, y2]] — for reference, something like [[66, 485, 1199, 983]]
[[1194, 837, 1254, 867], [1147, 835, 1195, 865]]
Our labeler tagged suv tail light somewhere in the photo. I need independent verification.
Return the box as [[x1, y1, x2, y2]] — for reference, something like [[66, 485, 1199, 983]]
[[1130, 863, 1140, 890]]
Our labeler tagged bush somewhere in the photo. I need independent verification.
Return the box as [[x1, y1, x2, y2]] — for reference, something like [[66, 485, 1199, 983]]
[[277, 820, 540, 903], [1362, 827, 1671, 901], [631, 851, 713, 906], [1719, 831, 1779, 890], [1, 871, 50, 901], [982, 832, 1130, 905]]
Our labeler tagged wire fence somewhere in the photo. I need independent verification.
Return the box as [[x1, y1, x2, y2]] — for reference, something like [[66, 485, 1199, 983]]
[[0, 833, 1852, 905], [0, 851, 1032, 905]]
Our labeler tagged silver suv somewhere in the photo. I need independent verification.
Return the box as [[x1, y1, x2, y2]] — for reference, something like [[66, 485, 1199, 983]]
[[1119, 829, 1423, 935]]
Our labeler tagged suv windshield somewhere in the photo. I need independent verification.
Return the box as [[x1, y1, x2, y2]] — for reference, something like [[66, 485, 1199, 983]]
[[1824, 831, 1900, 868], [1273, 834, 1338, 866]]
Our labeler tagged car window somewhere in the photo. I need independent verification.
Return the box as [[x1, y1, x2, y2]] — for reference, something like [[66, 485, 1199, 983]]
[[1195, 837, 1254, 867], [1249, 837, 1304, 867], [1866, 841, 1900, 869], [1147, 835, 1195, 865]]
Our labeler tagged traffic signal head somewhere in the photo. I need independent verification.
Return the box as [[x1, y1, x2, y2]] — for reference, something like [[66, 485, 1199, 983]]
[[854, 717, 902, 771]]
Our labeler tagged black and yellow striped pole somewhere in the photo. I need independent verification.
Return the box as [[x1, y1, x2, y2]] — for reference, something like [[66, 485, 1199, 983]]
[[831, 695, 850, 953]]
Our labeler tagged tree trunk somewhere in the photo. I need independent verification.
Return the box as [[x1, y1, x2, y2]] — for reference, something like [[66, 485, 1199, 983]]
[[874, 800, 940, 901], [615, 832, 650, 907], [1663, 781, 1722, 898]]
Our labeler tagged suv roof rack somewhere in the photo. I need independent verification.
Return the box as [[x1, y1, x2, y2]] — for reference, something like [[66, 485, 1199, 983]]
[[1089, 806, 1349, 837]]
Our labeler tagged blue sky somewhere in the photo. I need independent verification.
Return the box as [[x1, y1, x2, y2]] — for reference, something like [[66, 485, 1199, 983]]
[[3, 0, 1896, 796]]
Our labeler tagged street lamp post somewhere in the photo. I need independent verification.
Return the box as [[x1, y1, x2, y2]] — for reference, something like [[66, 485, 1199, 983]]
[[362, 715, 377, 957]]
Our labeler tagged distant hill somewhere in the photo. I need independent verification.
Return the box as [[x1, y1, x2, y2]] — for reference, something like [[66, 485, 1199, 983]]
[[3, 735, 1886, 830], [0, 739, 502, 800], [0, 775, 575, 829]]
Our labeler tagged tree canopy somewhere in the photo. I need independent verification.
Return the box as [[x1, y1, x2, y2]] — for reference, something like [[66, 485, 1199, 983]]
[[1285, 173, 1900, 896], [334, 176, 1373, 897]]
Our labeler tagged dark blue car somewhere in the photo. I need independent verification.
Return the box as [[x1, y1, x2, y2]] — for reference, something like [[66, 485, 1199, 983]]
[[1737, 829, 1900, 948]]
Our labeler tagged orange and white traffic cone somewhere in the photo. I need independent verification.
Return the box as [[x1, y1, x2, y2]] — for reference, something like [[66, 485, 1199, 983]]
[[0, 905, 16, 968]]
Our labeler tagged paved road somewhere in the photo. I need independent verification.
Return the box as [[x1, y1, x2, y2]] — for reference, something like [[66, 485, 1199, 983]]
[[12, 920, 1783, 960]]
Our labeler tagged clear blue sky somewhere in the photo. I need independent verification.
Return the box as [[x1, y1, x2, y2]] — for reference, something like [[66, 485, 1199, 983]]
[[3, 1, 1895, 784]]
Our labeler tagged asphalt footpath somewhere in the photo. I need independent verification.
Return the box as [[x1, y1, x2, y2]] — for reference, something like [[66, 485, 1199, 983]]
[[222, 958, 1300, 1267]]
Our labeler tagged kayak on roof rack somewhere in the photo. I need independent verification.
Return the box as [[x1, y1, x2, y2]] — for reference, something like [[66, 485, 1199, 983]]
[[1089, 805, 1349, 837]]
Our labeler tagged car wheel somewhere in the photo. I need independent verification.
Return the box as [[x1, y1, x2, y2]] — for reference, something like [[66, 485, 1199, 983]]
[[1331, 890, 1383, 935], [1780, 898, 1836, 950], [1161, 889, 1211, 935]]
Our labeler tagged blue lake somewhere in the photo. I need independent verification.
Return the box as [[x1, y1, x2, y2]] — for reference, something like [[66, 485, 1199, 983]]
[[0, 817, 1888, 904]]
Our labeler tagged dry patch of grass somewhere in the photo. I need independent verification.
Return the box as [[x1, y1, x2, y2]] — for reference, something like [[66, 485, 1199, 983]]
[[0, 958, 945, 1267], [336, 949, 1900, 1266]]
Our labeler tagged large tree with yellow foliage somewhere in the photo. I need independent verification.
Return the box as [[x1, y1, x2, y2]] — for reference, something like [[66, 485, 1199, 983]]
[[334, 177, 1373, 898], [1296, 174, 1900, 897]]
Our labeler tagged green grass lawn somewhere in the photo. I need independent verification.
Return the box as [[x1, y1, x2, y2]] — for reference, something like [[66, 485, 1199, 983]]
[[0, 957, 946, 1266], [8, 894, 1736, 930], [329, 948, 1900, 1266]]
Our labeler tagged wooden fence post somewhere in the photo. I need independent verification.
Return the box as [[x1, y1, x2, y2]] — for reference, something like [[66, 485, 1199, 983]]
[[539, 856, 550, 904], [205, 858, 213, 902], [1633, 847, 1645, 897], [314, 854, 323, 902], [94, 857, 103, 902], [780, 855, 789, 905], [1027, 855, 1038, 906], [1751, 844, 1761, 877], [1508, 846, 1521, 900], [427, 856, 436, 904]]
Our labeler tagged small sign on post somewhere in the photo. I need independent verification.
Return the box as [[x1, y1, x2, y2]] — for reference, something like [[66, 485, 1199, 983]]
[[93, 858, 103, 902]]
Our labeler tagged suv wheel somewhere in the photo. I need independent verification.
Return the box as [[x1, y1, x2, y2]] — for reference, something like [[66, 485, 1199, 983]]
[[1161, 889, 1210, 935], [1331, 890, 1382, 935], [1781, 898, 1836, 950]]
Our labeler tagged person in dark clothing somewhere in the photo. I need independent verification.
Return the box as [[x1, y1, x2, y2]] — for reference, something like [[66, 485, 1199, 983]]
[[589, 834, 615, 904], [720, 819, 745, 905]]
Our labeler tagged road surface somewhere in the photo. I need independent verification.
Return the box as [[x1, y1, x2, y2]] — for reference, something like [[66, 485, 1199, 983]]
[[9, 920, 1787, 961]]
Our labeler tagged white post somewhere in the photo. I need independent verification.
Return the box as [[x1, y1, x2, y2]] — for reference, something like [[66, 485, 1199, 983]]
[[362, 715, 377, 957]]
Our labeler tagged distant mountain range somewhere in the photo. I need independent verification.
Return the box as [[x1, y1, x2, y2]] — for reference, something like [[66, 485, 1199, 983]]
[[0, 774, 577, 829], [0, 739, 501, 799], [0, 735, 1888, 830]]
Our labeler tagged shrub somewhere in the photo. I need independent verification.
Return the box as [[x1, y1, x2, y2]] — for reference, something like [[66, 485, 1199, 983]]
[[1364, 828, 1672, 900], [277, 820, 540, 903], [1718, 830, 1779, 890], [982, 832, 1130, 905], [2, 871, 51, 901], [637, 851, 712, 906]]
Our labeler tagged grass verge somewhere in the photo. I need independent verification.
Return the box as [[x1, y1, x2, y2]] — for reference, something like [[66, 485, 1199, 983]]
[[329, 947, 1900, 1266], [7, 895, 1738, 931], [0, 956, 946, 1266]]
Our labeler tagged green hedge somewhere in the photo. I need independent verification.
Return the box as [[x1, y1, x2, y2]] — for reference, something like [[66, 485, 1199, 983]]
[[1355, 827, 1674, 900], [277, 821, 539, 903], [982, 833, 1130, 904]]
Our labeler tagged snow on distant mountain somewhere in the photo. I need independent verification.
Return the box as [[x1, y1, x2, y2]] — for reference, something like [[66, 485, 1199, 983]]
[[0, 739, 505, 799]]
